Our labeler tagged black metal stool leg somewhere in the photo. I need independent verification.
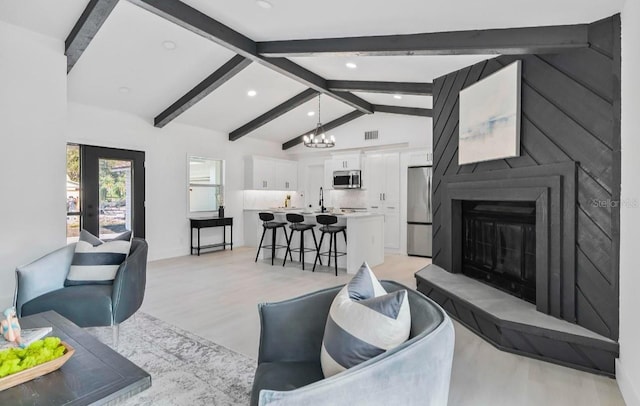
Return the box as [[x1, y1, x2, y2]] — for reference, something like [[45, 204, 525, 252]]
[[334, 231, 338, 276], [327, 233, 333, 267], [313, 232, 325, 272], [285, 228, 293, 261], [342, 229, 347, 244], [271, 228, 277, 265], [300, 229, 305, 270], [283, 228, 294, 267], [255, 227, 267, 262], [311, 228, 323, 266]]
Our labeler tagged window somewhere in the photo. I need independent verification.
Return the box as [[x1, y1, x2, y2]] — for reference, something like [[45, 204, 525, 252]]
[[189, 156, 224, 213]]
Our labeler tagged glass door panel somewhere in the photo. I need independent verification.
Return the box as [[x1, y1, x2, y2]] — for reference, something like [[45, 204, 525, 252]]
[[81, 146, 145, 239], [66, 144, 82, 243], [99, 159, 132, 239]]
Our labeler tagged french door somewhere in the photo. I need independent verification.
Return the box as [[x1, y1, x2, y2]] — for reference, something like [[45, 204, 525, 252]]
[[80, 146, 145, 239]]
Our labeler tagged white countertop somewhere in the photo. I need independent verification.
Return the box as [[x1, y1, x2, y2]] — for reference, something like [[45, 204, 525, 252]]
[[243, 208, 381, 219]]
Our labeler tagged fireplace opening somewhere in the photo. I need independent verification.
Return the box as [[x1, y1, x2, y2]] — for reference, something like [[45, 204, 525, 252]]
[[461, 201, 536, 303]]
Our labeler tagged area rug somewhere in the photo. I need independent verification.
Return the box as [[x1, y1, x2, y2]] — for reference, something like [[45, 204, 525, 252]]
[[85, 312, 255, 406]]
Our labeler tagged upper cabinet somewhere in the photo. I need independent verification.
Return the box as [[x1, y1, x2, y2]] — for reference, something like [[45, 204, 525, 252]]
[[331, 153, 361, 171], [275, 159, 298, 191], [245, 156, 298, 191]]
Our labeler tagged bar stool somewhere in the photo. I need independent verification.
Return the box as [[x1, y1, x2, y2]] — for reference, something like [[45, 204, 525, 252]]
[[255, 212, 292, 266], [282, 213, 322, 270], [313, 215, 347, 276]]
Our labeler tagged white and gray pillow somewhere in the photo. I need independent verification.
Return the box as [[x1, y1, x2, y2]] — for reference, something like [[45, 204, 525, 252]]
[[65, 230, 132, 286], [320, 262, 411, 378]]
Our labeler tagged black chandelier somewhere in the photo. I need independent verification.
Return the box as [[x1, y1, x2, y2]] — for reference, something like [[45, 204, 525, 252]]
[[303, 94, 335, 148]]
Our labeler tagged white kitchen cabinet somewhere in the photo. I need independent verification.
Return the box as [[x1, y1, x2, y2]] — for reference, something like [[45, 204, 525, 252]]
[[366, 152, 400, 208], [332, 153, 361, 171], [275, 160, 298, 191], [245, 156, 275, 190], [383, 153, 400, 206], [383, 210, 401, 249], [365, 152, 401, 249], [245, 156, 297, 190]]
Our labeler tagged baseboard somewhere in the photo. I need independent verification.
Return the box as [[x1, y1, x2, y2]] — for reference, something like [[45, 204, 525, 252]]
[[616, 359, 640, 406]]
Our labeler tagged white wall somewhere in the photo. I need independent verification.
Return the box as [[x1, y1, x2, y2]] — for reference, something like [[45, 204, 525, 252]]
[[617, 2, 640, 405], [66, 102, 287, 262], [288, 113, 431, 156], [0, 21, 67, 308], [0, 19, 288, 307]]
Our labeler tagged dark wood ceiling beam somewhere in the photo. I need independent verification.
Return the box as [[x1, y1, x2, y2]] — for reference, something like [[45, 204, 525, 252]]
[[65, 0, 120, 73], [327, 80, 433, 95], [262, 57, 373, 113], [154, 55, 251, 128], [373, 105, 432, 117], [129, 0, 255, 55], [129, 0, 373, 114], [257, 24, 589, 57], [282, 110, 365, 150], [229, 89, 318, 141]]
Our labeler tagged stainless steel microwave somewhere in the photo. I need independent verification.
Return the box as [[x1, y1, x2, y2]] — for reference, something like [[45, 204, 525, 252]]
[[333, 170, 362, 189]]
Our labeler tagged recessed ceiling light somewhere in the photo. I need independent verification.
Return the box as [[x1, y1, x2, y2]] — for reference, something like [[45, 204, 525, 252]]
[[162, 40, 177, 50], [256, 0, 273, 9], [118, 87, 131, 94], [307, 111, 315, 117], [345, 62, 357, 69], [247, 90, 257, 97], [393, 94, 403, 100]]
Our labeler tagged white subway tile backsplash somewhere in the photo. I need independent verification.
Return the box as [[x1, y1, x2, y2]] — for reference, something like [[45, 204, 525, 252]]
[[329, 190, 368, 208], [243, 190, 303, 209]]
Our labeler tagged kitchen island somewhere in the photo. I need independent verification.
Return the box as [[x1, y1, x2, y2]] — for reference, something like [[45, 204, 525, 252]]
[[246, 209, 384, 274]]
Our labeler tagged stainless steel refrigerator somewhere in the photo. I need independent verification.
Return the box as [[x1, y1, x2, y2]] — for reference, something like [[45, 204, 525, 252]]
[[407, 166, 433, 257]]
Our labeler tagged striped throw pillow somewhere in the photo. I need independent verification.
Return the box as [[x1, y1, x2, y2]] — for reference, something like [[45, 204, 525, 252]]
[[320, 262, 411, 378], [64, 230, 132, 286]]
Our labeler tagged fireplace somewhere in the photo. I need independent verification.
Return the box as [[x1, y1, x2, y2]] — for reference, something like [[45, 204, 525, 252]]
[[437, 162, 577, 319], [461, 201, 536, 303]]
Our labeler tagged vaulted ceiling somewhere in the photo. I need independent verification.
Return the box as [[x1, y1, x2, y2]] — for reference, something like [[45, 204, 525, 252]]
[[0, 0, 624, 149]]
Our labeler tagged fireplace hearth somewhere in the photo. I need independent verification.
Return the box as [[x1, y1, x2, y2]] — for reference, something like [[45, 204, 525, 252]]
[[461, 201, 536, 303]]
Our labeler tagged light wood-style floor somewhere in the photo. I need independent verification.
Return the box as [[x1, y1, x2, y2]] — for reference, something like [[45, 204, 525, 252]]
[[141, 247, 625, 406]]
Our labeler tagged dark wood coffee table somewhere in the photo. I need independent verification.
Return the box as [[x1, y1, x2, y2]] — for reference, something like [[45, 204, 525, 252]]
[[0, 311, 151, 405]]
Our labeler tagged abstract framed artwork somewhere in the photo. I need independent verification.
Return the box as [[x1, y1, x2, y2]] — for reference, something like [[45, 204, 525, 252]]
[[459, 60, 522, 165]]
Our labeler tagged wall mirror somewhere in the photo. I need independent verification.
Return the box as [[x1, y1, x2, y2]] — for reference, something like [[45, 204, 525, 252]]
[[188, 156, 224, 214]]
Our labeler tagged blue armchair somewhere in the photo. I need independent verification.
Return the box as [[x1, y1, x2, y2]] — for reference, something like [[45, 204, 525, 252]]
[[251, 280, 455, 406], [14, 238, 147, 345]]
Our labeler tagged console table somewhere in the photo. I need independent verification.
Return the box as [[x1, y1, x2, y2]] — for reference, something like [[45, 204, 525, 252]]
[[190, 217, 233, 255]]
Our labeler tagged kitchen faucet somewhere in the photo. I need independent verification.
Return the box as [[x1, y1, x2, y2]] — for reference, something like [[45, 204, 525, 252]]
[[319, 187, 326, 213]]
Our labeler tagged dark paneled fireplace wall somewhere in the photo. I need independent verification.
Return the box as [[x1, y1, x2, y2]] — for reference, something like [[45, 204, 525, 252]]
[[431, 15, 621, 340]]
